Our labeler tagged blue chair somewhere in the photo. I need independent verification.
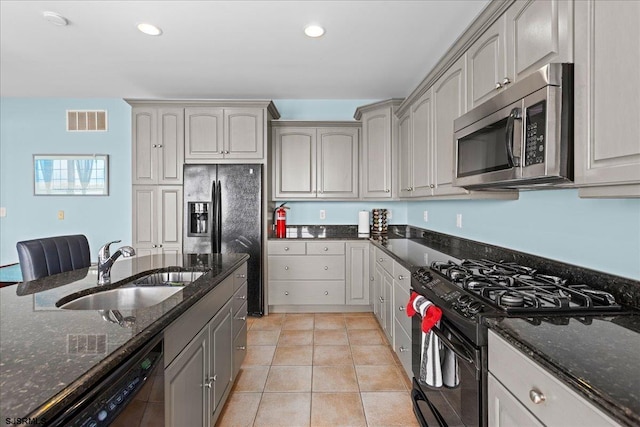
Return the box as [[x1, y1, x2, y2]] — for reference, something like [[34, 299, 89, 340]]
[[16, 235, 91, 281]]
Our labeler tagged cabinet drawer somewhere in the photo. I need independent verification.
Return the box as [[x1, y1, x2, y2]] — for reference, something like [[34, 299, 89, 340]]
[[307, 241, 345, 255], [269, 256, 345, 280], [393, 318, 412, 379], [233, 301, 247, 340], [393, 263, 411, 292], [233, 263, 247, 291], [268, 281, 345, 305], [375, 247, 393, 275], [393, 282, 411, 335], [488, 331, 618, 427], [268, 241, 306, 255], [232, 282, 247, 315]]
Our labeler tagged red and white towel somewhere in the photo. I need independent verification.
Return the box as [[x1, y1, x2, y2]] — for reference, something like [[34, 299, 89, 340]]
[[407, 291, 459, 388]]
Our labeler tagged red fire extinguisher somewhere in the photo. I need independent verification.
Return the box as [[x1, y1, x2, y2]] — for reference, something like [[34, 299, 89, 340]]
[[275, 203, 289, 238]]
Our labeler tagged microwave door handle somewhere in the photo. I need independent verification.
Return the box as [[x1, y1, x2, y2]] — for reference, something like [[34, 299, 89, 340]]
[[505, 108, 521, 167]]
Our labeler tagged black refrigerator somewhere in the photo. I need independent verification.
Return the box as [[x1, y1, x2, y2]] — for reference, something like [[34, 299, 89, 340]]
[[183, 164, 263, 316]]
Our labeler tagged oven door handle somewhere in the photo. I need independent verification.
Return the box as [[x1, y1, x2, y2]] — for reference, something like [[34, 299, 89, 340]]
[[431, 326, 475, 365], [505, 107, 521, 167]]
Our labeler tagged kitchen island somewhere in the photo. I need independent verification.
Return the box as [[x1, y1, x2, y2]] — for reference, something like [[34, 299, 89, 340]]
[[0, 252, 248, 424]]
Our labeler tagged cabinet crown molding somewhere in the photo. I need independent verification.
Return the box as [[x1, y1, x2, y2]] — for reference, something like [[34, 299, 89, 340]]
[[124, 99, 281, 119], [272, 120, 361, 128], [353, 98, 404, 120]]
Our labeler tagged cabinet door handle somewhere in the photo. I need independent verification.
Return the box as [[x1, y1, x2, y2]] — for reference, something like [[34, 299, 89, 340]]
[[529, 389, 546, 404], [235, 316, 246, 321], [236, 346, 246, 351], [284, 247, 289, 251], [379, 297, 384, 303], [158, 244, 163, 248], [429, 184, 434, 188], [284, 291, 289, 295], [323, 247, 328, 251], [398, 275, 405, 280], [236, 274, 246, 278], [379, 258, 384, 262], [236, 295, 246, 300], [502, 77, 511, 86], [495, 82, 503, 90], [324, 266, 329, 270], [324, 291, 329, 295], [202, 378, 213, 389], [370, 277, 374, 281], [385, 189, 390, 193], [398, 306, 404, 311], [399, 346, 409, 352], [157, 144, 163, 148], [284, 266, 289, 270]]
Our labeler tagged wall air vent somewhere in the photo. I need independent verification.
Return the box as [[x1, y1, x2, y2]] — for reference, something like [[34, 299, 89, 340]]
[[67, 110, 108, 132], [67, 334, 107, 354]]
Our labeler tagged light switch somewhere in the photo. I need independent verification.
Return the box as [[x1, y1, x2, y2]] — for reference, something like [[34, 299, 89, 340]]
[[58, 210, 65, 220], [0, 207, 6, 218], [423, 210, 428, 222], [320, 210, 326, 220], [456, 213, 462, 228]]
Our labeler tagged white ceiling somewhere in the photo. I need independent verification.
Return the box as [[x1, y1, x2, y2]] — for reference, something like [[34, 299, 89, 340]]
[[0, 0, 489, 99]]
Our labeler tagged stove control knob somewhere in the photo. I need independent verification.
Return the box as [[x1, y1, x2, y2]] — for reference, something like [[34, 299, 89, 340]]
[[467, 301, 483, 315], [457, 295, 471, 306]]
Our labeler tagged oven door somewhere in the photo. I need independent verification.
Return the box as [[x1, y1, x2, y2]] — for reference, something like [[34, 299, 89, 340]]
[[411, 315, 484, 427]]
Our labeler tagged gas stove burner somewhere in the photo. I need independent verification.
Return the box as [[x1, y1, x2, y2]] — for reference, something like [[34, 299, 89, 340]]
[[498, 292, 526, 307], [413, 267, 433, 283]]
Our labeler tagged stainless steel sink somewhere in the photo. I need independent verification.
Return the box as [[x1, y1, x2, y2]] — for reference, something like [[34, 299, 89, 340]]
[[134, 271, 205, 286], [59, 286, 182, 310]]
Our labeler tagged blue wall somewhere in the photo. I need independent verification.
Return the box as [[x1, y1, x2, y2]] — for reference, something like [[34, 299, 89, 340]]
[[0, 98, 132, 265], [2, 98, 639, 281]]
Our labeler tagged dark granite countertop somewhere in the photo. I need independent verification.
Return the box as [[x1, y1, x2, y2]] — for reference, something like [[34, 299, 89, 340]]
[[363, 225, 640, 425], [0, 252, 248, 423], [485, 315, 640, 426]]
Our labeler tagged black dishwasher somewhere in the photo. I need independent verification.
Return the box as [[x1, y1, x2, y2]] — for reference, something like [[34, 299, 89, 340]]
[[48, 333, 163, 427]]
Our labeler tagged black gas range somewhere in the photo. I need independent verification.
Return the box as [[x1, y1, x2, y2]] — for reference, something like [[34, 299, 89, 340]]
[[409, 258, 625, 427]]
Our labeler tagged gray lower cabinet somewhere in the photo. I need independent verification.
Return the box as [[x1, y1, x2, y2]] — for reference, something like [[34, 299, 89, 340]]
[[346, 242, 370, 305], [488, 330, 618, 427], [164, 263, 246, 427], [574, 0, 640, 197], [272, 122, 360, 199]]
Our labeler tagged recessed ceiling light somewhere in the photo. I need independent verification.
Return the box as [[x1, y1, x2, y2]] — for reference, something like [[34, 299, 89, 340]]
[[137, 23, 162, 36], [42, 11, 68, 26], [304, 25, 325, 38]]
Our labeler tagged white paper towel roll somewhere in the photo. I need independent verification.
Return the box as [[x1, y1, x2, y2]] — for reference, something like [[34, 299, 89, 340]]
[[358, 210, 370, 234]]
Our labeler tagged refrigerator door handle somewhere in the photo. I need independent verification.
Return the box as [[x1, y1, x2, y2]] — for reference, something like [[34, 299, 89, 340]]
[[211, 180, 217, 254], [216, 180, 222, 253]]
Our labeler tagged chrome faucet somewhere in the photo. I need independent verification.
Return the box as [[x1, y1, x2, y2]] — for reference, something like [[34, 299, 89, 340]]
[[97, 240, 135, 285]]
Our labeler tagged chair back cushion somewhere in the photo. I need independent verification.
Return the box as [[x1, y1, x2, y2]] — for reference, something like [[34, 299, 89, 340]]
[[16, 235, 91, 281]]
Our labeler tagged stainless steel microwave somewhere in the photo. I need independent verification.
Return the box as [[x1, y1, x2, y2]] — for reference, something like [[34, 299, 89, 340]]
[[453, 63, 573, 189]]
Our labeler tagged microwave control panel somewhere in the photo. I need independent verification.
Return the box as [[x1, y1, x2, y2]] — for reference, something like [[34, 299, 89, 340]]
[[524, 100, 546, 166]]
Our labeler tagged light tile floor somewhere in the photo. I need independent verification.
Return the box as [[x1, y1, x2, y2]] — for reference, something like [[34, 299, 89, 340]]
[[216, 312, 420, 427]]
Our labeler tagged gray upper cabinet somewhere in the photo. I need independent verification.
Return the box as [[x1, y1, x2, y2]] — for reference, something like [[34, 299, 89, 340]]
[[184, 107, 224, 160], [505, 0, 573, 83], [132, 106, 184, 185], [183, 101, 278, 162], [317, 127, 359, 198], [409, 90, 434, 197], [467, 15, 507, 108], [272, 122, 359, 200], [433, 56, 469, 197], [355, 99, 403, 199], [574, 0, 640, 198], [273, 127, 316, 198]]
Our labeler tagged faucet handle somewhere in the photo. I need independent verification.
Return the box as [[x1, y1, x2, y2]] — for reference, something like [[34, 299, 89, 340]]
[[98, 240, 122, 261]]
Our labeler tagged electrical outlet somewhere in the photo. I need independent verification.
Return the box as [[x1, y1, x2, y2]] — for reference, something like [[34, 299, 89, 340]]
[[456, 213, 462, 228], [0, 207, 6, 218], [423, 210, 428, 222], [320, 210, 326, 220], [58, 210, 65, 220], [387, 209, 392, 220]]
